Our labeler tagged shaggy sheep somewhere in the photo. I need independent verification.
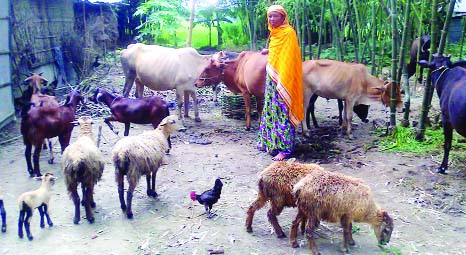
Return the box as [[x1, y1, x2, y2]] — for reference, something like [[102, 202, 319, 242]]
[[245, 161, 324, 238], [62, 116, 105, 224], [291, 169, 394, 254], [0, 190, 6, 233], [17, 172, 57, 240], [112, 115, 186, 219]]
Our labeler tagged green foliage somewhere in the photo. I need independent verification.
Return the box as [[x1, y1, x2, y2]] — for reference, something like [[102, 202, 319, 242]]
[[381, 245, 403, 255], [134, 0, 187, 46], [222, 22, 250, 48], [377, 126, 466, 154]]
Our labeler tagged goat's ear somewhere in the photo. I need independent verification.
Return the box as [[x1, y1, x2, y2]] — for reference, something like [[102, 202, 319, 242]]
[[70, 120, 79, 126], [24, 77, 32, 83]]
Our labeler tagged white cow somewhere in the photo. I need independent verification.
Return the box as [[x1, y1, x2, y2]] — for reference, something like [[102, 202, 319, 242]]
[[121, 43, 211, 122]]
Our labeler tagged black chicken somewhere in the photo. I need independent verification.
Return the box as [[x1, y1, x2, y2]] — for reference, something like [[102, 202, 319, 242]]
[[190, 178, 223, 218]]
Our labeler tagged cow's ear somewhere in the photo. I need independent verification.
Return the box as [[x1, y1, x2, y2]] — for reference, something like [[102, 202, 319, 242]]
[[418, 60, 430, 68]]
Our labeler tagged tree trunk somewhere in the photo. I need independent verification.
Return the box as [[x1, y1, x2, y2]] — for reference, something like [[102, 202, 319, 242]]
[[186, 0, 196, 47]]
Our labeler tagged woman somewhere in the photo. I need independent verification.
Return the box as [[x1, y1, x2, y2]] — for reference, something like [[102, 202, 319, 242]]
[[257, 5, 304, 161]]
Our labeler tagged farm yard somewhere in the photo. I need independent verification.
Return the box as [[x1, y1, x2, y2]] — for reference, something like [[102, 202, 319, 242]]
[[0, 60, 465, 255]]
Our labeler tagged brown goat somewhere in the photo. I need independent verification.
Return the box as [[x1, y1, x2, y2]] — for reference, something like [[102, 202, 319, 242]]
[[24, 73, 60, 164], [291, 169, 394, 254], [245, 161, 323, 238], [21, 91, 84, 177]]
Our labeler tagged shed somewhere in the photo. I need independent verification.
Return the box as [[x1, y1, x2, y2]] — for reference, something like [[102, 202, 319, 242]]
[[0, 0, 15, 129], [449, 1, 466, 43]]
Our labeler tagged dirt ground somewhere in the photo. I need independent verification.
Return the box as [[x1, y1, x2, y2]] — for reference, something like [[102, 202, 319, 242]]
[[0, 63, 465, 255]]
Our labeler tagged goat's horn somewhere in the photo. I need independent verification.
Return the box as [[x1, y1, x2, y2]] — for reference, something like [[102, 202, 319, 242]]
[[38, 72, 43, 76]]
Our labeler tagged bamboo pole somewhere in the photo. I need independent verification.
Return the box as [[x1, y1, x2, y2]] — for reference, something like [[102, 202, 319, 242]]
[[416, 0, 439, 140], [371, 2, 378, 74], [317, 0, 326, 59], [399, 0, 412, 127], [389, 0, 398, 127]]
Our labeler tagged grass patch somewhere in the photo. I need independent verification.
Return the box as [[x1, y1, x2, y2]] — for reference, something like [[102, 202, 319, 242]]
[[377, 125, 466, 154]]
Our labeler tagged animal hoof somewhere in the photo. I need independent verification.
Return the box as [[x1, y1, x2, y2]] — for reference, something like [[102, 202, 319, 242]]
[[40, 223, 45, 228], [90, 201, 96, 208], [291, 242, 299, 248], [88, 217, 95, 224], [245, 127, 251, 131], [81, 200, 86, 207], [246, 227, 253, 233], [437, 168, 447, 174], [35, 172, 43, 177], [18, 232, 23, 238], [194, 117, 202, 122], [48, 158, 54, 164], [73, 219, 80, 225], [1, 226, 5, 233], [277, 233, 287, 239], [127, 212, 133, 219], [48, 222, 53, 227], [28, 235, 34, 241]]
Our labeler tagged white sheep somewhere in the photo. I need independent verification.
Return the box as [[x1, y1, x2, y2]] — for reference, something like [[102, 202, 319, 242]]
[[62, 116, 105, 224], [291, 168, 394, 254], [0, 189, 6, 233], [112, 115, 186, 219], [17, 172, 57, 240]]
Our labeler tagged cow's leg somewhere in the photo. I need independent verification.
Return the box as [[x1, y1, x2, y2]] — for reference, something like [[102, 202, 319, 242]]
[[176, 91, 183, 120], [122, 72, 136, 97], [302, 88, 314, 136], [184, 90, 190, 118], [343, 100, 355, 139], [337, 99, 344, 126], [307, 94, 319, 128], [135, 81, 144, 98], [47, 139, 54, 164], [438, 122, 453, 174], [243, 92, 252, 131], [190, 90, 201, 122]]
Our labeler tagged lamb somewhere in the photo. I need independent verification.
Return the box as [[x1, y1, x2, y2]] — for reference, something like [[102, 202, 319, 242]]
[[17, 172, 57, 240], [112, 115, 186, 219], [62, 116, 105, 224], [245, 161, 324, 238], [0, 189, 6, 233], [291, 169, 394, 255]]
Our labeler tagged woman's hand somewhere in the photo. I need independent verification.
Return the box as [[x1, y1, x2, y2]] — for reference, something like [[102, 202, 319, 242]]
[[260, 48, 269, 55]]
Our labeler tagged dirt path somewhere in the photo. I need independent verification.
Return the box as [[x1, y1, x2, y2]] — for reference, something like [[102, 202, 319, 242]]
[[0, 66, 465, 255]]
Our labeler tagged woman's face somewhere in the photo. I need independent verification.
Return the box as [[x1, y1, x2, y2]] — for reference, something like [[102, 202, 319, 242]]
[[268, 11, 285, 28]]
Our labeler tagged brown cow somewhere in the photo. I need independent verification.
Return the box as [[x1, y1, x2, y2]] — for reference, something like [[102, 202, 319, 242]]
[[195, 51, 267, 130], [302, 59, 402, 138]]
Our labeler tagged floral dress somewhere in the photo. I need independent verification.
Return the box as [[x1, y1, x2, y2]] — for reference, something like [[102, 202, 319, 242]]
[[257, 74, 295, 156]]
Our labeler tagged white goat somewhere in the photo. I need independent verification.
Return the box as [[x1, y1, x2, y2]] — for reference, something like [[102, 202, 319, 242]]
[[62, 116, 105, 224], [17, 172, 57, 240]]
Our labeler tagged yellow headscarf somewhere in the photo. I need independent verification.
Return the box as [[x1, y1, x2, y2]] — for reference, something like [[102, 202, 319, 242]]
[[266, 5, 303, 127]]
